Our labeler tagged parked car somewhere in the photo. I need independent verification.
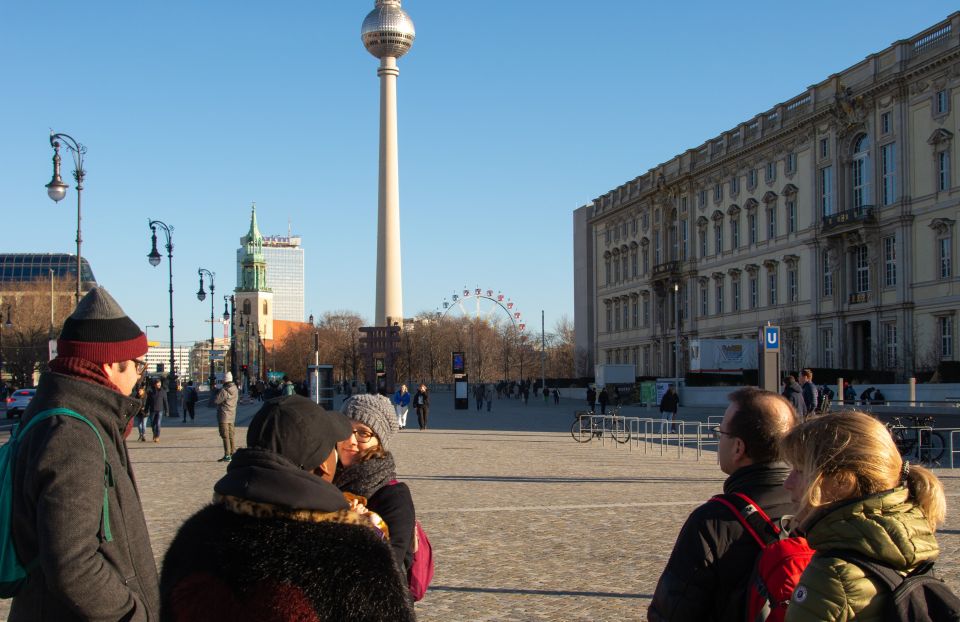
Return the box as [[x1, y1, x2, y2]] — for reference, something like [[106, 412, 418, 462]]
[[6, 389, 36, 419]]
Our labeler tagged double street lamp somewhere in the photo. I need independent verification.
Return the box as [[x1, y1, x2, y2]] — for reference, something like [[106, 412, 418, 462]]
[[147, 219, 178, 417], [197, 269, 216, 389], [45, 132, 87, 303]]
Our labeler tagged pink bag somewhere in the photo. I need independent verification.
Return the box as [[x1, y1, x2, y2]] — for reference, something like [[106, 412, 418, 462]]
[[408, 520, 434, 601]]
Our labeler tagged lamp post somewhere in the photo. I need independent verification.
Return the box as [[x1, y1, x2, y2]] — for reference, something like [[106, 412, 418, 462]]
[[147, 219, 178, 417], [197, 269, 216, 389], [0, 306, 12, 385], [223, 295, 237, 383], [673, 281, 681, 384], [45, 132, 87, 303]]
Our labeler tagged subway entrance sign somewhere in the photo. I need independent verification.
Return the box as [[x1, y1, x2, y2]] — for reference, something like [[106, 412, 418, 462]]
[[758, 325, 780, 393]]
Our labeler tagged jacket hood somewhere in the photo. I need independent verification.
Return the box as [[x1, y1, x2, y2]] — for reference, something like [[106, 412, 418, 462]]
[[803, 487, 939, 570], [214, 447, 349, 513]]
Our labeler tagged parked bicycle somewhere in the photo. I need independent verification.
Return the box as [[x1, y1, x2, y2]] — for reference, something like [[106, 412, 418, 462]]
[[570, 408, 631, 444], [886, 415, 945, 465]]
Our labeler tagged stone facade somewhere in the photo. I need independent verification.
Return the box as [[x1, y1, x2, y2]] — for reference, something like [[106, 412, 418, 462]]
[[574, 14, 960, 380]]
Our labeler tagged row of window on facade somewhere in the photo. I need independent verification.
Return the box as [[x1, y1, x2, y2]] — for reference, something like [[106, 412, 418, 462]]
[[605, 228, 953, 332], [603, 200, 803, 286], [604, 315, 954, 375], [604, 261, 801, 332]]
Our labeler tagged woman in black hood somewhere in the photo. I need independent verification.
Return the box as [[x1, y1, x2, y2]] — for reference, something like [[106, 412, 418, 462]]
[[160, 395, 414, 622]]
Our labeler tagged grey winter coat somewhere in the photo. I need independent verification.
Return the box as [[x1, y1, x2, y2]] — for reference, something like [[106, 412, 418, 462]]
[[215, 382, 239, 424], [10, 372, 160, 621], [782, 381, 806, 419]]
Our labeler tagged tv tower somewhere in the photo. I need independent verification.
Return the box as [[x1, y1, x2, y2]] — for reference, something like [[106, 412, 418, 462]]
[[362, 0, 415, 327]]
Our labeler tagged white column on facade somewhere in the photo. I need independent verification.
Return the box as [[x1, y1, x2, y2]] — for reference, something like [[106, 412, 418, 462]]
[[375, 56, 403, 327]]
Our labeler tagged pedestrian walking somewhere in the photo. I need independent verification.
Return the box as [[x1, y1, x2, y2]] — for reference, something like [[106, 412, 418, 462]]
[[10, 286, 160, 621], [553, 388, 560, 405], [182, 380, 198, 422], [484, 383, 494, 412], [586, 385, 597, 412], [147, 377, 168, 442], [392, 383, 411, 430], [135, 383, 148, 442], [215, 371, 239, 462], [473, 383, 485, 411], [598, 386, 609, 415], [413, 383, 430, 430]]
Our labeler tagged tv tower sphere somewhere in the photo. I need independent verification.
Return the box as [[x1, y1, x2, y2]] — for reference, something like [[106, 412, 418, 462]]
[[361, 0, 415, 59]]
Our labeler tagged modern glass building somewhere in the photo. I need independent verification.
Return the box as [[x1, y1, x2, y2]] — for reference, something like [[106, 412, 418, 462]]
[[236, 233, 304, 322], [0, 253, 97, 289]]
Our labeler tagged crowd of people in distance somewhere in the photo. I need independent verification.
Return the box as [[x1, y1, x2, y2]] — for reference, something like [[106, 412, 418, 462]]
[[5, 286, 954, 621]]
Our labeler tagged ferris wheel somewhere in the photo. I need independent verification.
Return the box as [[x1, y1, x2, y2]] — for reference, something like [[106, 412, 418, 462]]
[[439, 287, 526, 336]]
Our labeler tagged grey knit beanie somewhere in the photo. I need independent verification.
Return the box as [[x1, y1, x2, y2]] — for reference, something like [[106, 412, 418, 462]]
[[341, 394, 397, 450]]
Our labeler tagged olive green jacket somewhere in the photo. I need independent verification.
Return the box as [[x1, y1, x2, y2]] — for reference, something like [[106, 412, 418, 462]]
[[785, 488, 939, 622]]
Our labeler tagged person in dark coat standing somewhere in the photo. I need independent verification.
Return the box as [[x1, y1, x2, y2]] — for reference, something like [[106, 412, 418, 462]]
[[413, 383, 430, 430], [781, 374, 806, 420], [648, 388, 797, 622], [597, 387, 609, 414], [147, 377, 169, 442], [11, 286, 160, 622], [586, 386, 597, 412], [160, 395, 414, 622], [335, 394, 416, 579], [659, 385, 679, 433]]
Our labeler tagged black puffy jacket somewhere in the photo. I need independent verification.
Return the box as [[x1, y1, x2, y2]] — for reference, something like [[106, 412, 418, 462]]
[[647, 463, 794, 622]]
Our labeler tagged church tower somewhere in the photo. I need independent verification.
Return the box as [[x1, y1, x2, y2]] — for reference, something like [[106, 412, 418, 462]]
[[235, 204, 274, 341]]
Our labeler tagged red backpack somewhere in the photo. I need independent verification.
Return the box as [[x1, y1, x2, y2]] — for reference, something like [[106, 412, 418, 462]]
[[712, 493, 814, 622]]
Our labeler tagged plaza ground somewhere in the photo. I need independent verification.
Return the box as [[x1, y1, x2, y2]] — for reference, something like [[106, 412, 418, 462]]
[[1, 394, 959, 621]]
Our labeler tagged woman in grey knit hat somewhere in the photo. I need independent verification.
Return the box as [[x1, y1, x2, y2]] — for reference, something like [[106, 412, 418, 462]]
[[335, 394, 416, 583]]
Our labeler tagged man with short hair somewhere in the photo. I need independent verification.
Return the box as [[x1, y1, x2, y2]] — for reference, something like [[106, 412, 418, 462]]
[[647, 388, 796, 622], [10, 286, 159, 621], [799, 368, 816, 414]]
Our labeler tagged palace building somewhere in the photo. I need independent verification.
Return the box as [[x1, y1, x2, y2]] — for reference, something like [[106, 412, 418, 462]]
[[573, 14, 960, 381]]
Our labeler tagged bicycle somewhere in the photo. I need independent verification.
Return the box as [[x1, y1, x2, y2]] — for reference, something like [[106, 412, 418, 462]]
[[570, 408, 631, 444], [886, 415, 945, 465]]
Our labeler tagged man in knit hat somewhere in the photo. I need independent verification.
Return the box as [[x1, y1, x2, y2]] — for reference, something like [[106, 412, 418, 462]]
[[214, 371, 239, 462], [10, 286, 160, 621]]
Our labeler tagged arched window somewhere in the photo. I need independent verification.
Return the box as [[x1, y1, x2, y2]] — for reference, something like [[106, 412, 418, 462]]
[[852, 134, 872, 208], [243, 299, 251, 315]]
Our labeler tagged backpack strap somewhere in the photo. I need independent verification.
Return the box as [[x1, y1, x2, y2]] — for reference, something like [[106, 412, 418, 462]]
[[830, 550, 912, 591], [19, 408, 114, 543], [710, 492, 781, 548]]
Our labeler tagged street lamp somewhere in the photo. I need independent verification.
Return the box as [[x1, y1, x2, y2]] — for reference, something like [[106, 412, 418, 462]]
[[147, 219, 178, 417], [45, 132, 87, 303], [197, 269, 216, 389], [223, 295, 237, 382]]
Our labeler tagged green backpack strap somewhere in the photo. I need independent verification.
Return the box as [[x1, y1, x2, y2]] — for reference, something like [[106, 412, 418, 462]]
[[19, 408, 114, 542]]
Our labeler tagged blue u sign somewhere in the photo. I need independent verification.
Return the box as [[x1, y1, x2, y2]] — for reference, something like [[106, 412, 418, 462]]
[[764, 326, 780, 352]]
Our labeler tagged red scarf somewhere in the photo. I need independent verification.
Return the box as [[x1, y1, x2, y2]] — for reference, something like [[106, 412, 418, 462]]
[[48, 357, 135, 438]]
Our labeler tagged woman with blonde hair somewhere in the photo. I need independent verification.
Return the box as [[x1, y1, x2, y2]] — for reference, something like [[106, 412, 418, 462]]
[[782, 410, 947, 621]]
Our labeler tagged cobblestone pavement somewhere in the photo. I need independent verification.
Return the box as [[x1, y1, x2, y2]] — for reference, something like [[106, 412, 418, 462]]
[[1, 395, 959, 621]]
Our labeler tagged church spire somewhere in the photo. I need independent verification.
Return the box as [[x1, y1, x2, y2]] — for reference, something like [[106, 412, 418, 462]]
[[238, 202, 270, 293]]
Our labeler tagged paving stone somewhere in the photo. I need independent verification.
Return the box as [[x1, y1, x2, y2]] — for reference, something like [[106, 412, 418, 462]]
[[1, 396, 957, 621]]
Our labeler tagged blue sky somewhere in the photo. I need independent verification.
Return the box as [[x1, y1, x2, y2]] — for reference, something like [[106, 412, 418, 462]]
[[0, 1, 952, 344]]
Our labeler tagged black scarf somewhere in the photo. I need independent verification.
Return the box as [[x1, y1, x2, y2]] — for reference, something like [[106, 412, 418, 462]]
[[333, 452, 397, 499]]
